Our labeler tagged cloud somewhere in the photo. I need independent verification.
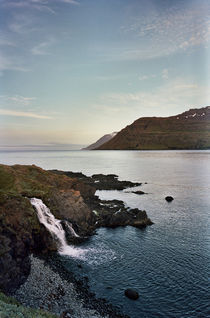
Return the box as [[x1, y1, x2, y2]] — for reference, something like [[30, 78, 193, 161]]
[[138, 74, 156, 81], [1, 0, 56, 14], [1, 0, 79, 13], [117, 2, 210, 60], [93, 78, 210, 118], [0, 109, 52, 119], [162, 69, 169, 80], [31, 39, 54, 55], [61, 0, 80, 4], [0, 34, 15, 47], [0, 53, 29, 72], [6, 95, 36, 106]]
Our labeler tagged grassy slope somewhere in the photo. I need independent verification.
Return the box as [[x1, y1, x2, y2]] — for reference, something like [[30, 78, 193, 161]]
[[0, 292, 58, 318]]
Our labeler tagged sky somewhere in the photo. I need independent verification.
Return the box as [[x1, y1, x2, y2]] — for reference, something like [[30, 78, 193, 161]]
[[0, 0, 210, 148]]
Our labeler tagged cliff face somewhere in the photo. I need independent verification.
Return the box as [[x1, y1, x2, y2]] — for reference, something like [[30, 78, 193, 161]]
[[96, 106, 210, 150], [0, 164, 96, 292]]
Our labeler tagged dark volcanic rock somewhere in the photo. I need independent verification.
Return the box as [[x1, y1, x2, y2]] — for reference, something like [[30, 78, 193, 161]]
[[90, 198, 153, 228], [165, 196, 174, 202], [50, 170, 141, 191], [0, 194, 56, 293], [131, 190, 146, 195], [91, 174, 141, 190], [124, 289, 139, 300]]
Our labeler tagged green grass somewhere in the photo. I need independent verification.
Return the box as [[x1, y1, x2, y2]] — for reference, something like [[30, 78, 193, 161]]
[[0, 292, 58, 318]]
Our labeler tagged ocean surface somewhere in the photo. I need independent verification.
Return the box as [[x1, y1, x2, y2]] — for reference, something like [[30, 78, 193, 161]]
[[1, 150, 210, 318]]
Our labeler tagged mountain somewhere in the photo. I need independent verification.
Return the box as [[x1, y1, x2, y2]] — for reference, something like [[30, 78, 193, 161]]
[[96, 106, 210, 150], [83, 132, 117, 150]]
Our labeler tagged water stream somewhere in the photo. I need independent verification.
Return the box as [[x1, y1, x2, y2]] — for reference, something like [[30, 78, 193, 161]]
[[30, 198, 84, 258]]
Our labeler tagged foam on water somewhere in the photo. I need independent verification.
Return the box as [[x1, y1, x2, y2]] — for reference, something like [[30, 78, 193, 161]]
[[30, 198, 116, 263]]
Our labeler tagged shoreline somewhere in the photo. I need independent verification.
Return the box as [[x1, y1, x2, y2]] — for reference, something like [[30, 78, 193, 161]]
[[12, 253, 130, 318], [0, 164, 149, 317]]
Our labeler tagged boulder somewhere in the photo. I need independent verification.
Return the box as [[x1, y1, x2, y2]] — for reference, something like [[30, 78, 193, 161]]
[[132, 190, 145, 195], [124, 289, 139, 300], [165, 196, 174, 202]]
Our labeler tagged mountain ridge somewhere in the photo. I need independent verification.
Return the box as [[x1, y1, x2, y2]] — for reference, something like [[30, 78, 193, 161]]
[[83, 132, 117, 150], [95, 106, 210, 150]]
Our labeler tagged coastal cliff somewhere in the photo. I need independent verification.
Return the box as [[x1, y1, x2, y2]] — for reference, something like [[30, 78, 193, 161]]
[[96, 106, 210, 150], [0, 164, 152, 296], [0, 164, 96, 293]]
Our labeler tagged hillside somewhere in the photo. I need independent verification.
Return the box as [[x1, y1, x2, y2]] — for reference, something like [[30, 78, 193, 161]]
[[96, 106, 210, 150], [83, 132, 117, 150]]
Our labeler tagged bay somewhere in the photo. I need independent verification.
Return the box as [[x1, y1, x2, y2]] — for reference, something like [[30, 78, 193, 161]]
[[1, 150, 210, 318]]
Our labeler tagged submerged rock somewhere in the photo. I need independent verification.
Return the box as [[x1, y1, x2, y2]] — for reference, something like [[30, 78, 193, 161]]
[[131, 190, 146, 195], [165, 196, 174, 202], [124, 289, 139, 300]]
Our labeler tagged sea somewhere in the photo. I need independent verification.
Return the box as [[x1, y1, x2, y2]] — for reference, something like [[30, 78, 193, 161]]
[[1, 150, 210, 318]]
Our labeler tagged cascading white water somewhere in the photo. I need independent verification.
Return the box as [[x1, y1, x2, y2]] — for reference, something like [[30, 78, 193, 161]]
[[63, 221, 79, 238], [30, 198, 115, 264], [30, 198, 84, 258]]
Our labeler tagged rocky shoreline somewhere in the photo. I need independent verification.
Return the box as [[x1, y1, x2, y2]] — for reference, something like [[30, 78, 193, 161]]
[[0, 164, 152, 317], [12, 254, 130, 318]]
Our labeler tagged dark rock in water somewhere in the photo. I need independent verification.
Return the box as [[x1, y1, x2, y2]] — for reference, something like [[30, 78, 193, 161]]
[[89, 198, 153, 229], [165, 196, 174, 202], [131, 190, 145, 195], [124, 289, 139, 300], [91, 173, 141, 190], [50, 169, 142, 191]]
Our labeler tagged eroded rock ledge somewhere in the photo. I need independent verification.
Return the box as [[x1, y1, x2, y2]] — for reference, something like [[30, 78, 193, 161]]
[[0, 164, 152, 295]]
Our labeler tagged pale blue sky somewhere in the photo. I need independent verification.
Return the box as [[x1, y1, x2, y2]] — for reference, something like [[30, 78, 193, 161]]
[[0, 0, 209, 147]]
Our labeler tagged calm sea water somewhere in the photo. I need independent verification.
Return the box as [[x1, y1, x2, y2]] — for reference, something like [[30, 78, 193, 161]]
[[1, 150, 210, 318]]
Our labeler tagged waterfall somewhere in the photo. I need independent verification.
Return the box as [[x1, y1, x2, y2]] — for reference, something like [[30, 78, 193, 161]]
[[30, 198, 84, 258], [63, 220, 80, 238]]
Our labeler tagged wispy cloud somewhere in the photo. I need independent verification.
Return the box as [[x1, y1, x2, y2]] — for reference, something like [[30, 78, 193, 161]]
[[1, 0, 56, 14], [117, 2, 210, 60], [0, 53, 29, 72], [93, 79, 210, 117], [61, 0, 80, 4], [162, 69, 169, 80], [6, 95, 36, 106], [138, 74, 156, 81], [0, 109, 52, 119], [1, 0, 79, 13], [31, 39, 54, 55]]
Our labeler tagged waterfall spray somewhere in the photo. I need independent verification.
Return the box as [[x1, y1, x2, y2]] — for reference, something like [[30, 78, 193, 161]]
[[30, 198, 84, 257]]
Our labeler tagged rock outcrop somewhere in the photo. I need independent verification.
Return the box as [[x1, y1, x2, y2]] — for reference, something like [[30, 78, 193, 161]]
[[50, 170, 141, 191], [0, 164, 152, 293], [0, 164, 96, 293]]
